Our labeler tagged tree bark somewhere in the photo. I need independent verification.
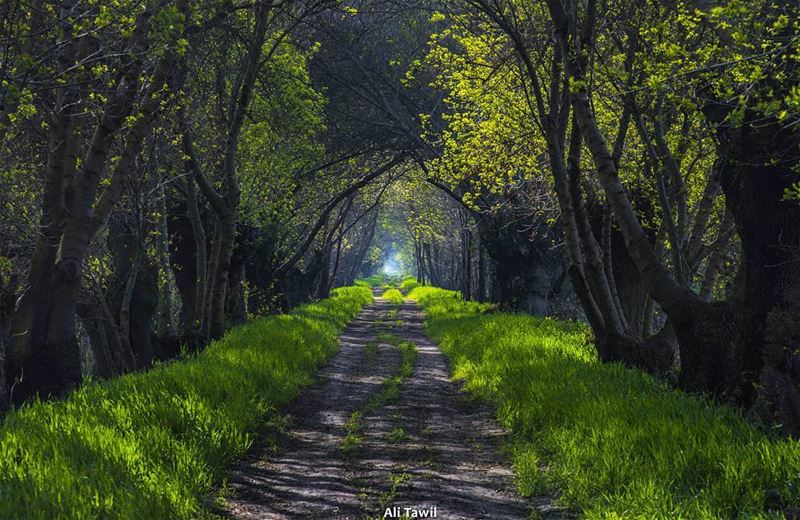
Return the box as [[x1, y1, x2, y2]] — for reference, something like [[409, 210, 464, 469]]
[[157, 189, 178, 338], [182, 173, 207, 330], [460, 229, 472, 300]]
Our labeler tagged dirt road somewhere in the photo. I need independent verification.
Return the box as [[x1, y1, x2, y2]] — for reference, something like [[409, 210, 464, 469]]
[[222, 294, 564, 519]]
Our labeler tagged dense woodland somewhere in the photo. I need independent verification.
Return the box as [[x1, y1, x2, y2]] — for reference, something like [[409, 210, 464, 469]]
[[1, 0, 799, 442]]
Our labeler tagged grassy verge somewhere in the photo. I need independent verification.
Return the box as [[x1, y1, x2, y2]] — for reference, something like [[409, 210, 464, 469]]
[[357, 274, 387, 287], [358, 274, 403, 288], [408, 286, 800, 518], [381, 288, 405, 304], [357, 274, 417, 291], [0, 286, 372, 519], [399, 276, 421, 295]]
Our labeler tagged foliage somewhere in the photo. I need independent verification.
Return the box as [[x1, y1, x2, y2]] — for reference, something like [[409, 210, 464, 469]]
[[409, 287, 800, 518], [0, 286, 372, 519], [422, 16, 548, 209], [237, 39, 327, 228]]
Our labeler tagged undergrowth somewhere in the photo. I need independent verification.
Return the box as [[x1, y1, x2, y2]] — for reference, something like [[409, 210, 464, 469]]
[[408, 286, 800, 519], [0, 286, 372, 519]]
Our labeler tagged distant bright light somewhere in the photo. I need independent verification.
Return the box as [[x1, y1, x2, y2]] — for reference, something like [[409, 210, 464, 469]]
[[382, 257, 401, 275]]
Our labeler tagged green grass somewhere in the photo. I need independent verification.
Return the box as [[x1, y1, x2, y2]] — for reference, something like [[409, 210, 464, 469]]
[[375, 308, 401, 330], [0, 286, 373, 519], [360, 273, 404, 288], [377, 470, 412, 513], [360, 334, 416, 413], [408, 286, 800, 519], [399, 276, 421, 295], [384, 307, 400, 321], [358, 273, 414, 290], [388, 426, 409, 444], [342, 410, 365, 457], [381, 288, 404, 304], [359, 274, 387, 287], [364, 340, 380, 363]]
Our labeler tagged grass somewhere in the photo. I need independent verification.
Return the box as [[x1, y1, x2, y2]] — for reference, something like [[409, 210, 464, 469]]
[[342, 410, 365, 457], [358, 273, 416, 290], [377, 470, 412, 513], [359, 273, 404, 288], [358, 274, 387, 287], [399, 276, 421, 295], [0, 286, 373, 519], [381, 288, 405, 304], [408, 286, 800, 519], [364, 340, 380, 363], [388, 426, 409, 444]]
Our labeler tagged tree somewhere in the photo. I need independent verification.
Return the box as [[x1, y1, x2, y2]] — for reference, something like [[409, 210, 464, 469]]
[[444, 0, 799, 431], [7, 1, 191, 401]]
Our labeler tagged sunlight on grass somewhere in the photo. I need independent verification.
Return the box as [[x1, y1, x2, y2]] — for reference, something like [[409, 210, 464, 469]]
[[381, 288, 404, 304], [408, 286, 800, 518], [0, 286, 372, 519], [399, 276, 421, 295], [359, 274, 391, 288]]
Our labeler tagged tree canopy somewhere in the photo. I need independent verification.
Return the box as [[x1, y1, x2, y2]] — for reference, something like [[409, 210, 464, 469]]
[[1, 0, 799, 435]]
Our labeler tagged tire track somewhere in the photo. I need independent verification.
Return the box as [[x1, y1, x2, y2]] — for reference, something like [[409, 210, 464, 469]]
[[222, 294, 565, 519]]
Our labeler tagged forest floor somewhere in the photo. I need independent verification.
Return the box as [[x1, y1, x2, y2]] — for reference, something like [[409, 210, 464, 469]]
[[220, 291, 567, 519]]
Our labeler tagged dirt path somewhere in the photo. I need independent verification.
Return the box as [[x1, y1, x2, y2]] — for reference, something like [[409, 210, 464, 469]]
[[222, 294, 565, 519]]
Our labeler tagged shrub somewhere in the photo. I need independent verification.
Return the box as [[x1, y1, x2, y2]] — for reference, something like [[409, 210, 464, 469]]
[[0, 286, 372, 519]]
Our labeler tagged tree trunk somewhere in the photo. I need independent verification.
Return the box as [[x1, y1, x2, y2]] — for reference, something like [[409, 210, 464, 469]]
[[225, 226, 250, 325], [345, 211, 377, 285], [475, 214, 562, 316], [183, 175, 207, 330], [316, 246, 333, 300], [424, 243, 440, 287], [209, 214, 237, 339], [5, 7, 184, 400], [167, 199, 199, 335], [476, 240, 486, 301], [331, 234, 344, 287], [720, 151, 800, 431], [107, 219, 160, 370], [0, 271, 17, 410], [157, 190, 178, 338], [460, 229, 472, 300], [202, 220, 221, 338], [415, 241, 424, 283]]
